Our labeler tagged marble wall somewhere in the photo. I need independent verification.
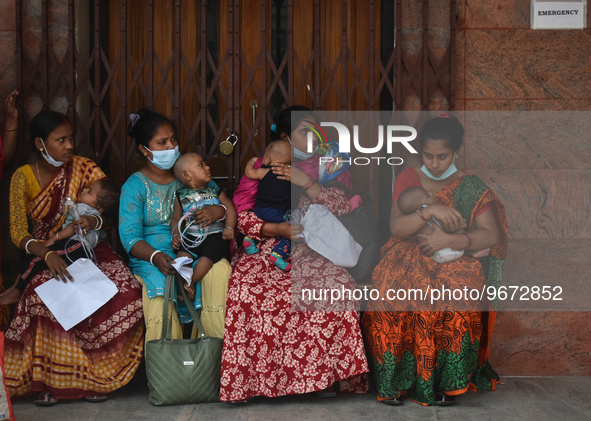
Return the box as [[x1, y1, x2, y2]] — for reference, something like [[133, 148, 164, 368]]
[[457, 0, 591, 375]]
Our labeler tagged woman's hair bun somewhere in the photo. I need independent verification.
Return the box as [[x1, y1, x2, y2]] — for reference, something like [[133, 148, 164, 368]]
[[418, 114, 464, 151], [127, 108, 176, 150]]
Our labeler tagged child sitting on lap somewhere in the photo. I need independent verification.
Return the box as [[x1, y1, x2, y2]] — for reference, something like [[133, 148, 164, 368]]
[[171, 153, 237, 301], [242, 140, 292, 271]]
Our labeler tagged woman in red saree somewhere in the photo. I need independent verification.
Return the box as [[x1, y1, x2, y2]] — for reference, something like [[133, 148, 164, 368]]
[[362, 114, 508, 406], [220, 106, 369, 402], [3, 111, 143, 405]]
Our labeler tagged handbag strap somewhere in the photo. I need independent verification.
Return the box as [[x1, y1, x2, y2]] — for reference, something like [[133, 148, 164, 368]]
[[161, 274, 209, 341]]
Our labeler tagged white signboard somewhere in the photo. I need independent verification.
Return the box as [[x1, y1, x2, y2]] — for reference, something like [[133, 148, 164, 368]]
[[532, 1, 586, 29]]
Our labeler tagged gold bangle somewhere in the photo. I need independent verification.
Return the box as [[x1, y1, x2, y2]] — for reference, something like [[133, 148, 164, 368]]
[[4, 128, 17, 131], [44, 250, 57, 263]]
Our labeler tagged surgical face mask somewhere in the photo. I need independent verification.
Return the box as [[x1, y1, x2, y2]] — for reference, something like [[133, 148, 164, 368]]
[[287, 135, 318, 160], [40, 139, 65, 167], [421, 152, 457, 181], [145, 145, 180, 170]]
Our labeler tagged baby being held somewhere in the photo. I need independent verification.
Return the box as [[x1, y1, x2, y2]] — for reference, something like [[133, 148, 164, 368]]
[[0, 179, 119, 305], [45, 178, 119, 248], [242, 140, 292, 271], [171, 153, 237, 301], [397, 186, 466, 264]]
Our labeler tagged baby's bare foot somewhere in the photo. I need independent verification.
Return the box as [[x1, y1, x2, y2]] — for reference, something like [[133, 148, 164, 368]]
[[183, 284, 196, 302]]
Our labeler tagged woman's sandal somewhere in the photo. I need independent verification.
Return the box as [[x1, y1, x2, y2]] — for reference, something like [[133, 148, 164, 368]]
[[34, 391, 59, 406], [380, 396, 404, 406], [435, 392, 456, 406], [84, 395, 108, 403], [227, 398, 250, 405], [314, 385, 337, 398]]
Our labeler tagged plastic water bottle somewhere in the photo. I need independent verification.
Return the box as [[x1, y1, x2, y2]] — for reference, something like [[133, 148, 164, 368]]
[[64, 196, 79, 220]]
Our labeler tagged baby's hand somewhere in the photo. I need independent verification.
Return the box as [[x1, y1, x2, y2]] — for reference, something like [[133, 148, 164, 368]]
[[171, 233, 181, 249], [44, 237, 56, 248], [222, 227, 235, 240]]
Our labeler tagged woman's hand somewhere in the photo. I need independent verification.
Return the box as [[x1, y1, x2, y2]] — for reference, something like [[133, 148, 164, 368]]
[[193, 205, 225, 227], [45, 251, 73, 282], [70, 215, 97, 235], [416, 224, 451, 257], [278, 222, 303, 240], [152, 252, 177, 276], [290, 224, 304, 242], [4, 89, 19, 125], [272, 163, 292, 182], [261, 221, 303, 240], [273, 163, 310, 187], [424, 205, 465, 232]]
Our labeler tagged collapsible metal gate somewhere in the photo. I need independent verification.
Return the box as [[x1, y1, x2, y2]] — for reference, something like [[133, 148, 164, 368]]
[[15, 0, 457, 192]]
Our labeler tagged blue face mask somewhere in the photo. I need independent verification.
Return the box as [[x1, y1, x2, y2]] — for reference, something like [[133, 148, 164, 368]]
[[145, 146, 180, 170], [421, 152, 457, 181], [40, 139, 65, 167]]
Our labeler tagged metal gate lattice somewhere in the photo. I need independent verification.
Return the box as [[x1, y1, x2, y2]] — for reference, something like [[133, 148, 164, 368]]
[[15, 0, 457, 190]]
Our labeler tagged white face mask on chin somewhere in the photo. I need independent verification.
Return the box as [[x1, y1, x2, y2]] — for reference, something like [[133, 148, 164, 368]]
[[421, 152, 457, 181], [288, 135, 317, 160], [40, 139, 65, 167]]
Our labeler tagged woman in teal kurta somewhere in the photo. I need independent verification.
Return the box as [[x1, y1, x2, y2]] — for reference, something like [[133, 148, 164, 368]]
[[119, 108, 231, 342]]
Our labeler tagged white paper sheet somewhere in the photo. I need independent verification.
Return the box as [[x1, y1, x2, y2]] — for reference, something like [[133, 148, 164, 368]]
[[171, 256, 194, 285], [34, 258, 118, 331], [300, 204, 362, 268]]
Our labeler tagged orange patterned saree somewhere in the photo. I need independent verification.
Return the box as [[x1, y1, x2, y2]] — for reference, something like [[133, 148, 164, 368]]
[[361, 175, 508, 406]]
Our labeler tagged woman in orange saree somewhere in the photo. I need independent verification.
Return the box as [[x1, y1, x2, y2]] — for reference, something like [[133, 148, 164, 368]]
[[362, 114, 508, 406], [3, 111, 143, 406]]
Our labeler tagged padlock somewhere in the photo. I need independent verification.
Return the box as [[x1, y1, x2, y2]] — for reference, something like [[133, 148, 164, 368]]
[[219, 133, 238, 155]]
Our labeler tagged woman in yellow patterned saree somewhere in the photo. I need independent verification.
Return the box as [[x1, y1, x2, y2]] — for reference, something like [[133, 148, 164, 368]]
[[4, 110, 143, 406]]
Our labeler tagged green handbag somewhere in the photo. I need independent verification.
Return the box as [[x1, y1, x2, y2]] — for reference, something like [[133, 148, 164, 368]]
[[145, 274, 223, 406]]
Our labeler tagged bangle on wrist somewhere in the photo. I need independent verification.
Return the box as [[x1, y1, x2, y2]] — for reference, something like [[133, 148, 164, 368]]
[[224, 226, 234, 230], [416, 207, 429, 222], [24, 238, 38, 254], [302, 178, 315, 190], [92, 214, 103, 230], [216, 204, 227, 221], [463, 232, 472, 249], [56, 231, 60, 240], [43, 250, 56, 263], [4, 127, 17, 131], [149, 250, 162, 265]]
